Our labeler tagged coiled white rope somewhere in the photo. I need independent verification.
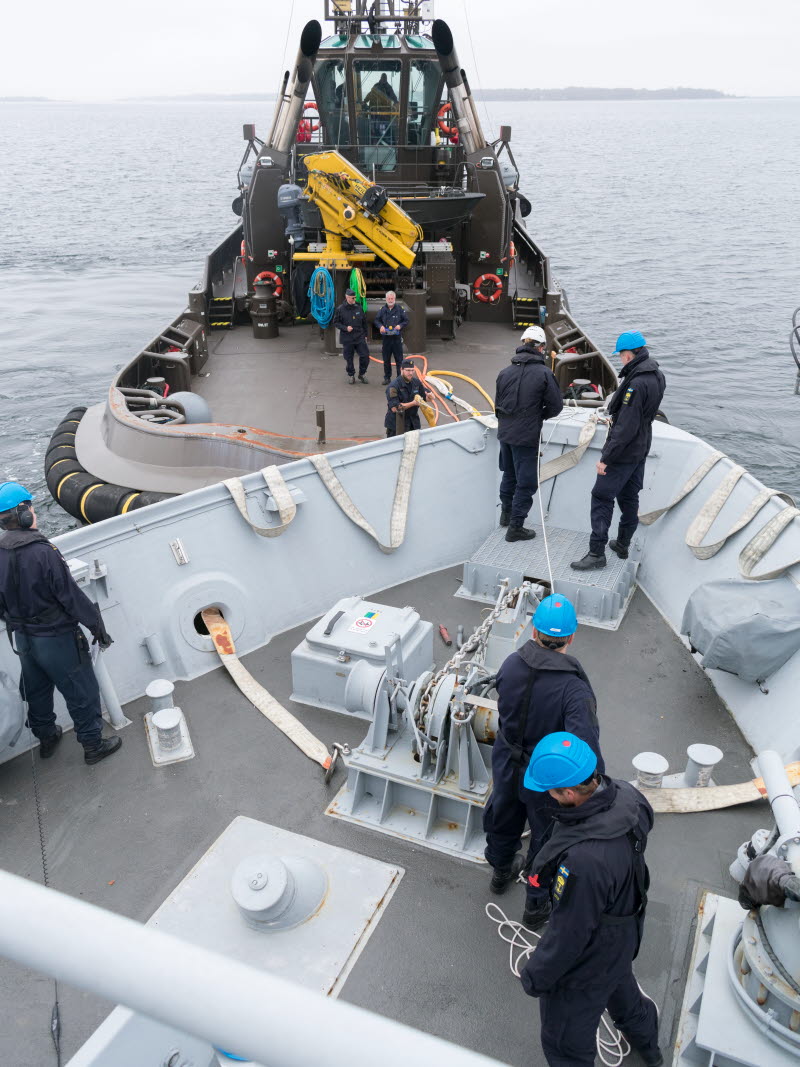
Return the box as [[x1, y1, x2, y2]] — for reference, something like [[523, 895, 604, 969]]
[[484, 899, 633, 1066]]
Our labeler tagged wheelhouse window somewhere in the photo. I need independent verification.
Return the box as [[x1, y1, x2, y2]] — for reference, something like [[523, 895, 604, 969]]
[[313, 59, 350, 146], [353, 60, 402, 172], [406, 59, 443, 146]]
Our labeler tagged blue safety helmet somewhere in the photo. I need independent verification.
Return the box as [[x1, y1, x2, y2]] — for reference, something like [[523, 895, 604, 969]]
[[613, 330, 646, 355], [0, 482, 33, 511], [533, 594, 578, 637], [524, 731, 598, 792]]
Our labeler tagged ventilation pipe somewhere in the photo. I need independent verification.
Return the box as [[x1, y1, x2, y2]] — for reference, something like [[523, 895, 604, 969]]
[[270, 20, 323, 153], [431, 20, 486, 155]]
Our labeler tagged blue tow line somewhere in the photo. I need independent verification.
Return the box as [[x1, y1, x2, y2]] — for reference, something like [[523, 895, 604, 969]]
[[308, 266, 335, 327]]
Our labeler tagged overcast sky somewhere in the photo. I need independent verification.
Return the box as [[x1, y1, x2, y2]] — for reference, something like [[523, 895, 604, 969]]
[[3, 0, 798, 100]]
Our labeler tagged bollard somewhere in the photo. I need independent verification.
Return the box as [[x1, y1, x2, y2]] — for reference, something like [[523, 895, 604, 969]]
[[632, 752, 669, 789], [152, 707, 182, 751], [146, 678, 175, 714], [684, 744, 723, 787]]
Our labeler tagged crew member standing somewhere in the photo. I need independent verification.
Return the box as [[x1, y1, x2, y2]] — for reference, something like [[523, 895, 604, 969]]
[[483, 595, 603, 931], [495, 325, 563, 543], [0, 483, 122, 764], [384, 359, 433, 437], [520, 732, 662, 1067], [333, 287, 370, 385], [572, 330, 666, 570], [374, 291, 409, 384]]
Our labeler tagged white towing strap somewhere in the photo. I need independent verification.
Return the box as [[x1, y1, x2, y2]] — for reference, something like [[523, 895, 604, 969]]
[[201, 608, 333, 773], [223, 465, 297, 537], [637, 449, 799, 581], [309, 429, 419, 554], [538, 413, 600, 483], [642, 761, 800, 813]]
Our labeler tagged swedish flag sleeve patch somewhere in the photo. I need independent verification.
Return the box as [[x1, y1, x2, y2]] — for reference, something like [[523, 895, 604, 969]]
[[553, 864, 572, 906], [622, 387, 635, 406]]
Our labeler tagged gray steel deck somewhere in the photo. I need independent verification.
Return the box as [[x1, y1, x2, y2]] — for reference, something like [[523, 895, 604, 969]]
[[193, 319, 512, 442], [0, 568, 765, 1067]]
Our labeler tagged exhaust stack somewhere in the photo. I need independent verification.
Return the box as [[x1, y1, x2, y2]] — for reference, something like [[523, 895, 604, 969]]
[[270, 20, 323, 153], [431, 19, 486, 155]]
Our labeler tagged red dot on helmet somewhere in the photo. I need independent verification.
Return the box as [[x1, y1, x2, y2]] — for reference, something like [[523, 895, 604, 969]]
[[562, 740, 571, 746], [555, 601, 562, 607]]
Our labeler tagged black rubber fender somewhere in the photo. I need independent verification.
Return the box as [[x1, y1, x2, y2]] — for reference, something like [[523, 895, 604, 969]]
[[45, 406, 173, 524]]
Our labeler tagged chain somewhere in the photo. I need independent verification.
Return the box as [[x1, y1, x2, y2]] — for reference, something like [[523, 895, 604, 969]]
[[25, 698, 62, 1065], [417, 583, 524, 720]]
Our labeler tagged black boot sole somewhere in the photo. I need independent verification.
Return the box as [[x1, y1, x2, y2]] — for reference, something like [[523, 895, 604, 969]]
[[39, 727, 63, 759]]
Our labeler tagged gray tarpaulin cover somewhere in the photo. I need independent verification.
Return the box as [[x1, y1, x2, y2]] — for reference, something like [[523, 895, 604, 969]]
[[681, 579, 800, 683]]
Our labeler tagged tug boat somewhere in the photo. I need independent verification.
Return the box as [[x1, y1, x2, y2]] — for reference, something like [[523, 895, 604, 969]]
[[44, 3, 613, 524]]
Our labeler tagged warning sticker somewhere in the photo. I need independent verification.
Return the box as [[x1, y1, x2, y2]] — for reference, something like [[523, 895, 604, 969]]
[[348, 610, 380, 634]]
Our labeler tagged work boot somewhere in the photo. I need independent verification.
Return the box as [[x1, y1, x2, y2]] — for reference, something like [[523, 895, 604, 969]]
[[357, 374, 368, 384], [571, 551, 606, 570], [499, 506, 511, 527], [84, 736, 122, 765], [39, 725, 63, 759], [506, 526, 536, 542], [382, 376, 391, 385], [489, 854, 524, 894], [522, 898, 552, 931], [348, 375, 356, 385], [608, 539, 629, 560]]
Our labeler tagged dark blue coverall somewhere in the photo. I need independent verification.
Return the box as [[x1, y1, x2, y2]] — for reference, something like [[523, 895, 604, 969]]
[[384, 374, 427, 437], [590, 348, 666, 554], [332, 300, 370, 377], [374, 301, 409, 379], [483, 640, 603, 908], [495, 345, 563, 528], [521, 777, 659, 1067], [0, 529, 106, 748]]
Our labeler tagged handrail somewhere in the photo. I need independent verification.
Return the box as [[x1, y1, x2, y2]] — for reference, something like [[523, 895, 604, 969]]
[[0, 868, 502, 1067]]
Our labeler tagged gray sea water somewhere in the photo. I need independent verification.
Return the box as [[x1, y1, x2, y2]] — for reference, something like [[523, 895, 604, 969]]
[[1, 97, 798, 535]]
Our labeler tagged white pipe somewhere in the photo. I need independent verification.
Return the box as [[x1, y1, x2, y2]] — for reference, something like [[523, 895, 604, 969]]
[[0, 869, 503, 1067], [757, 750, 800, 839], [92, 654, 129, 729]]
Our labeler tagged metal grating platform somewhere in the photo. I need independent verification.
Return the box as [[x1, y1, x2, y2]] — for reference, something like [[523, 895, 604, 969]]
[[456, 525, 638, 630]]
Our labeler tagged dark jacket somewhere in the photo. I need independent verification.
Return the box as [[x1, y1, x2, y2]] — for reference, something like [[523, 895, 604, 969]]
[[333, 301, 368, 344], [495, 642, 602, 772], [495, 345, 563, 446], [521, 777, 654, 995], [385, 374, 427, 432], [601, 348, 666, 465], [0, 529, 101, 637], [374, 302, 409, 335]]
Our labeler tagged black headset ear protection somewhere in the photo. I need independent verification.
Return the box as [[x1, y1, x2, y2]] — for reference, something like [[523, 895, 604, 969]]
[[17, 502, 33, 529]]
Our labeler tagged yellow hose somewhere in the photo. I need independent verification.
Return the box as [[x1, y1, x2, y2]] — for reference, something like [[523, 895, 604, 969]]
[[427, 369, 495, 412]]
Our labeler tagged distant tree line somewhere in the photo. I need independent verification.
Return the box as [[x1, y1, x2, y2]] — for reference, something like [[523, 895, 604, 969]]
[[474, 87, 732, 101]]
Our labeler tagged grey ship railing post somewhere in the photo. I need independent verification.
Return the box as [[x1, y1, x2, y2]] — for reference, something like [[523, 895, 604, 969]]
[[757, 750, 800, 874], [0, 869, 503, 1067]]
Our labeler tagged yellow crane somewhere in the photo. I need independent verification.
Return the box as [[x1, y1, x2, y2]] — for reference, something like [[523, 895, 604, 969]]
[[293, 151, 423, 270]]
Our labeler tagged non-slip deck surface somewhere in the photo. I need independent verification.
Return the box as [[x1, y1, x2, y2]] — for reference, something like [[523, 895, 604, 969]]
[[0, 569, 765, 1067]]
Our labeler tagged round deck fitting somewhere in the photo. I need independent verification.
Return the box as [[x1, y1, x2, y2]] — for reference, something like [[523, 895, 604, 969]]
[[231, 854, 327, 931], [146, 678, 175, 713], [151, 707, 182, 751], [632, 751, 669, 788]]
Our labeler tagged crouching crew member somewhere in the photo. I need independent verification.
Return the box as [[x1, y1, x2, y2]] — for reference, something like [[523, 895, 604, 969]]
[[572, 330, 666, 570], [483, 595, 603, 931], [495, 325, 563, 543], [0, 482, 122, 765], [375, 290, 409, 385], [384, 359, 433, 437], [333, 288, 370, 385], [520, 732, 662, 1067]]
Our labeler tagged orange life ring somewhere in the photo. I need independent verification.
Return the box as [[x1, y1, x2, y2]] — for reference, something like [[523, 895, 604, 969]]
[[473, 273, 503, 304], [302, 101, 319, 131], [437, 102, 458, 140], [253, 271, 283, 297]]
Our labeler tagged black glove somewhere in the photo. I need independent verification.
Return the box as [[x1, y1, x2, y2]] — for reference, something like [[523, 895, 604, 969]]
[[91, 617, 113, 650], [739, 854, 798, 909]]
